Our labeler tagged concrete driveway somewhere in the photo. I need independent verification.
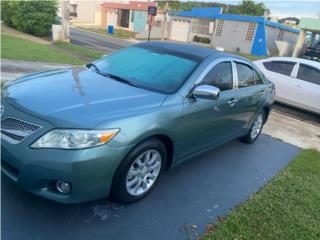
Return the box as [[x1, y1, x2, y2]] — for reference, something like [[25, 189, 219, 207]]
[[2, 135, 299, 240]]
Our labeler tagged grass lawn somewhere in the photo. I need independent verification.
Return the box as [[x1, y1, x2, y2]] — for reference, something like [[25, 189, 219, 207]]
[[1, 33, 103, 65], [53, 41, 103, 60], [203, 149, 320, 240]]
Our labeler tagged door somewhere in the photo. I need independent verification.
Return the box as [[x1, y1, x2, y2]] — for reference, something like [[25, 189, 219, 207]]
[[286, 63, 320, 113], [118, 9, 130, 28], [232, 62, 266, 134], [133, 11, 147, 33], [262, 60, 296, 101], [178, 61, 238, 159], [170, 19, 190, 42]]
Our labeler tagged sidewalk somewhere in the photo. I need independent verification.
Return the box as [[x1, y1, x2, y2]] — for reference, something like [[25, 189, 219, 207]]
[[1, 59, 72, 82]]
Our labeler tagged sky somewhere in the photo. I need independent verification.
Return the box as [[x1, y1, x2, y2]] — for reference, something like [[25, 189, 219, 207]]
[[216, 0, 320, 18]]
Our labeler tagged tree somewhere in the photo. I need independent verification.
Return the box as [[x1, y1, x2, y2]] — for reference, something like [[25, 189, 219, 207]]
[[230, 0, 270, 16], [1, 0, 58, 37]]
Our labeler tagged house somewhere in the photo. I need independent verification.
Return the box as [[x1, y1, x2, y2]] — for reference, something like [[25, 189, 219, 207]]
[[293, 18, 320, 57], [100, 1, 156, 33], [169, 7, 300, 57], [60, 0, 105, 26]]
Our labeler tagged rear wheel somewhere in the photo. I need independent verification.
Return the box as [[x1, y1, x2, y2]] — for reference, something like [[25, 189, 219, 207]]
[[110, 138, 167, 204], [240, 111, 265, 144]]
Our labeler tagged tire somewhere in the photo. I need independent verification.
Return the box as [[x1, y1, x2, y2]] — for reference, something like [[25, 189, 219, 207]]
[[110, 138, 167, 204], [240, 111, 265, 144]]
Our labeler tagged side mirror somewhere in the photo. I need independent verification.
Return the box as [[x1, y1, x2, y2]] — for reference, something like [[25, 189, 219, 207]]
[[192, 85, 220, 100]]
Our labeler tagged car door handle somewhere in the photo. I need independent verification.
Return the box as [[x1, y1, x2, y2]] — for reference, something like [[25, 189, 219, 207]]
[[228, 99, 238, 105], [296, 84, 302, 88]]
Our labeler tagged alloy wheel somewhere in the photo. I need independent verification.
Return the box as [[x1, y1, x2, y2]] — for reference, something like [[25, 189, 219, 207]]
[[250, 113, 263, 140], [126, 150, 162, 196]]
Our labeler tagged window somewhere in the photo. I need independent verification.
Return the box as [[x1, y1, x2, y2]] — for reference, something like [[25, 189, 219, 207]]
[[236, 63, 255, 88], [263, 61, 295, 76], [201, 62, 233, 91], [297, 64, 320, 85], [95, 47, 200, 94], [254, 69, 264, 85], [245, 23, 256, 41], [131, 11, 134, 22], [215, 20, 224, 37]]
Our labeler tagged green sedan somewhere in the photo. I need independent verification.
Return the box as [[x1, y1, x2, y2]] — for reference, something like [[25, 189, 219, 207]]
[[1, 42, 275, 204]]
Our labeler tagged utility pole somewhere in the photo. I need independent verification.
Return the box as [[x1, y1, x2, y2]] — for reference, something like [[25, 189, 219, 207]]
[[161, 1, 169, 41], [61, 0, 70, 42]]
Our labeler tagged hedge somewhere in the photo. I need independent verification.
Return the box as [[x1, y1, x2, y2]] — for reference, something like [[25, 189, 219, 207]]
[[1, 0, 58, 37]]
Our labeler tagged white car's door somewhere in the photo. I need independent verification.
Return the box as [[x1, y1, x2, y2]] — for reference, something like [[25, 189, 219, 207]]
[[259, 60, 297, 101], [286, 63, 320, 114]]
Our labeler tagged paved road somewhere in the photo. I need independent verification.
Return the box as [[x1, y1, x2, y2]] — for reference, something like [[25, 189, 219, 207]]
[[70, 27, 133, 54], [2, 135, 299, 240]]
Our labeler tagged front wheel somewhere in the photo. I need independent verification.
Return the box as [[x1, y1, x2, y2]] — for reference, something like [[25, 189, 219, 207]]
[[240, 111, 265, 144], [110, 138, 167, 204]]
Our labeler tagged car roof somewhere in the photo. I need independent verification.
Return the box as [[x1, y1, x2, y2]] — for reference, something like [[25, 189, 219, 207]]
[[136, 41, 249, 62], [254, 57, 320, 69]]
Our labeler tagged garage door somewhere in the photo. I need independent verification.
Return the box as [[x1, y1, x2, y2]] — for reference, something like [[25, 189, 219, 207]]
[[170, 19, 190, 42]]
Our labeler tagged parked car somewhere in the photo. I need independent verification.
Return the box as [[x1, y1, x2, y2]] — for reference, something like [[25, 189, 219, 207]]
[[301, 42, 320, 62], [254, 57, 320, 114], [1, 42, 274, 204]]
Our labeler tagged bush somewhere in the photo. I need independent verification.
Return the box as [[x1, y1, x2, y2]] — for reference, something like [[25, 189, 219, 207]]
[[193, 35, 211, 44], [1, 0, 58, 37]]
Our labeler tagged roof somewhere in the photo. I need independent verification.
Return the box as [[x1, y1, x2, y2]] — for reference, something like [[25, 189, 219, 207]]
[[265, 21, 300, 34], [174, 7, 223, 19], [101, 1, 155, 11], [171, 7, 299, 34], [299, 18, 320, 33], [135, 41, 249, 62]]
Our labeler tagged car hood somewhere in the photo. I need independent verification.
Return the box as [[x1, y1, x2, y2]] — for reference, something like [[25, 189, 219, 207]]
[[3, 67, 167, 128]]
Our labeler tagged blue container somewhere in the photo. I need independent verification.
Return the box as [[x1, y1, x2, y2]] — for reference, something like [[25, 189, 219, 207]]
[[107, 25, 114, 34]]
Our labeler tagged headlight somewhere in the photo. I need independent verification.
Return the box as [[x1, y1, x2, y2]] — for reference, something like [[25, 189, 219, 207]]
[[31, 129, 119, 149]]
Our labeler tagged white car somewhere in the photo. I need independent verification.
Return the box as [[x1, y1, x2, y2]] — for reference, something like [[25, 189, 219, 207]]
[[254, 57, 320, 114]]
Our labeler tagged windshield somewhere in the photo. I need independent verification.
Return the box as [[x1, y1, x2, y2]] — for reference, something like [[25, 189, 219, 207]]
[[93, 46, 200, 94]]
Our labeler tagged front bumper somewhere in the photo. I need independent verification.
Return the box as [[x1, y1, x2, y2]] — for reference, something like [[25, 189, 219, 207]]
[[1, 140, 132, 204], [1, 102, 132, 204]]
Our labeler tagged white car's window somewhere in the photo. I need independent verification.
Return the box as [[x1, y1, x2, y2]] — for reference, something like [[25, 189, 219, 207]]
[[297, 64, 320, 85], [201, 62, 233, 91], [263, 61, 295, 76], [236, 63, 255, 88]]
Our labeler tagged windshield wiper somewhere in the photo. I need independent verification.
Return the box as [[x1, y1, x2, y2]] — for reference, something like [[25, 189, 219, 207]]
[[87, 63, 139, 88], [102, 72, 140, 88], [86, 63, 100, 73]]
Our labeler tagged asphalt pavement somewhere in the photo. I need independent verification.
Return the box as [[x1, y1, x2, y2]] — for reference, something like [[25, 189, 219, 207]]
[[70, 27, 133, 54], [2, 134, 299, 240]]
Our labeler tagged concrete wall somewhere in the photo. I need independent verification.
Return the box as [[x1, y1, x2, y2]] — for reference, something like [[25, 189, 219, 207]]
[[211, 20, 256, 54], [266, 26, 299, 56], [70, 0, 103, 25]]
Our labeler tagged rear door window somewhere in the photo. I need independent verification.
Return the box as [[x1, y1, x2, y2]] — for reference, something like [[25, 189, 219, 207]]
[[254, 69, 264, 85], [236, 62, 255, 88], [297, 64, 320, 85], [263, 61, 295, 76]]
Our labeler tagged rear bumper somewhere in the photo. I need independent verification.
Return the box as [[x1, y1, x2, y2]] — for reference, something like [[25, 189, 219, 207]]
[[1, 140, 132, 204]]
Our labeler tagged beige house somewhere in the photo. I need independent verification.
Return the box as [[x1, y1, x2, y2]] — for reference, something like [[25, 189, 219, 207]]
[[68, 0, 104, 26]]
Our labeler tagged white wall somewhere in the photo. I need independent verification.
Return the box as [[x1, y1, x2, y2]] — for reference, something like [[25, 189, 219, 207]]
[[106, 9, 118, 27], [70, 0, 104, 25], [211, 20, 256, 54], [266, 26, 299, 56]]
